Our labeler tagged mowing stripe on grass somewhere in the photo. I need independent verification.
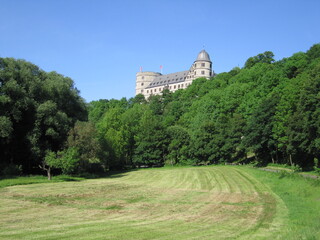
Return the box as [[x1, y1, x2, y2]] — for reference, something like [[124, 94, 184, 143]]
[[0, 166, 292, 240]]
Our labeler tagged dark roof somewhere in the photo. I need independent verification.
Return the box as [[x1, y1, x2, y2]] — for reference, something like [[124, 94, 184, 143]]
[[146, 70, 189, 89]]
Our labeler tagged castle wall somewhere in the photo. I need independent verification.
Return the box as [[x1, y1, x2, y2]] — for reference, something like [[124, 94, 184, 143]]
[[135, 72, 161, 95], [142, 81, 192, 99]]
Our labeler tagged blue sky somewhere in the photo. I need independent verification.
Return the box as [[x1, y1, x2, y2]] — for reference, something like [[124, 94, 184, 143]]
[[1, 0, 319, 102]]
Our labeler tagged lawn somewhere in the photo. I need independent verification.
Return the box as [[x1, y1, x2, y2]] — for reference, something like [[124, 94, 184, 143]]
[[0, 166, 319, 239]]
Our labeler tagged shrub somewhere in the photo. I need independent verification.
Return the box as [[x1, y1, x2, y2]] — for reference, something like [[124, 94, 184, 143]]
[[1, 164, 22, 176]]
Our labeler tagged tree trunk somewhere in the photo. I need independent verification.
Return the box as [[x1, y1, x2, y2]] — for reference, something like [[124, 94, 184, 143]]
[[39, 163, 52, 180], [289, 154, 293, 166], [47, 167, 51, 180]]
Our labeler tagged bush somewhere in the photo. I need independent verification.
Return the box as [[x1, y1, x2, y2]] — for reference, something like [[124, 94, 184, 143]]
[[1, 164, 22, 176], [292, 164, 302, 172], [314, 158, 320, 175], [314, 167, 320, 175]]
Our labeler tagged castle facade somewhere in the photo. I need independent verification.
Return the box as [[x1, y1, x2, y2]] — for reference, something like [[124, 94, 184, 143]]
[[135, 50, 213, 98]]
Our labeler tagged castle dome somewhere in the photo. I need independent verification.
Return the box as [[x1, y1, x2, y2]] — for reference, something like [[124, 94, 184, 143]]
[[196, 50, 211, 61]]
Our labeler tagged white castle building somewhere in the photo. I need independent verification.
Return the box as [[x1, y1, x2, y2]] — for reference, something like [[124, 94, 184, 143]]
[[135, 50, 213, 98]]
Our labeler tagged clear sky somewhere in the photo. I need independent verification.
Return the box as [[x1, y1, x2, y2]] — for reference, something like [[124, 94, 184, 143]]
[[1, 0, 319, 102]]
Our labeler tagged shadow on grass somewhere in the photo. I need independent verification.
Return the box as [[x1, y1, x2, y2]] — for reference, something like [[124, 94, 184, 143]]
[[57, 176, 82, 182], [100, 169, 139, 179], [0, 168, 139, 183]]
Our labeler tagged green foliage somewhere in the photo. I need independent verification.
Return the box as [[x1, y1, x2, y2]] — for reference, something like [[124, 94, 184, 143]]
[[166, 125, 191, 165], [133, 109, 166, 167], [1, 164, 22, 176], [314, 158, 320, 175], [0, 116, 13, 138], [3, 44, 319, 175], [45, 147, 80, 174], [0, 57, 87, 173], [306, 43, 320, 61], [244, 51, 275, 69], [83, 43, 320, 171], [67, 121, 105, 173]]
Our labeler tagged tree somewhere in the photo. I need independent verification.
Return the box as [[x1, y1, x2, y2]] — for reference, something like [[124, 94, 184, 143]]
[[97, 106, 129, 169], [306, 43, 320, 61], [128, 94, 146, 106], [286, 70, 320, 168], [66, 121, 105, 173], [243, 94, 279, 165], [0, 58, 87, 173], [133, 109, 167, 167], [244, 51, 275, 69], [88, 99, 110, 123], [41, 147, 80, 180], [166, 125, 191, 165]]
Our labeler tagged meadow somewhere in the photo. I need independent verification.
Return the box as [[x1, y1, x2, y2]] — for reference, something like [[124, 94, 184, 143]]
[[0, 166, 319, 240]]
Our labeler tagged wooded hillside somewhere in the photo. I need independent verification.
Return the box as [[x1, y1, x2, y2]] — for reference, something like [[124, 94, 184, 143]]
[[1, 44, 320, 175], [87, 44, 320, 171]]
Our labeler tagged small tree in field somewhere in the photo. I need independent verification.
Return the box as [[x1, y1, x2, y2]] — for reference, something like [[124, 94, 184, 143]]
[[40, 147, 80, 180]]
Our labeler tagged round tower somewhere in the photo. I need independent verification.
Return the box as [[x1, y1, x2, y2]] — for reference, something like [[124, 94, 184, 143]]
[[193, 50, 212, 79], [136, 71, 161, 95]]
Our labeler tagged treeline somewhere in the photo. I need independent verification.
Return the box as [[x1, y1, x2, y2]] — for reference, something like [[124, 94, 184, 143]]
[[87, 44, 320, 171], [1, 44, 320, 177]]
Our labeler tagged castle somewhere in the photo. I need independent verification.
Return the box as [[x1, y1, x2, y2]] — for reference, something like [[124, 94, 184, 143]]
[[135, 50, 213, 98]]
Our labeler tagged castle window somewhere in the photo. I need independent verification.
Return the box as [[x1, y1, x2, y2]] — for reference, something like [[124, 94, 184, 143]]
[[147, 90, 149, 93], [195, 63, 197, 67], [176, 78, 178, 81], [178, 84, 180, 88], [194, 71, 196, 75], [170, 86, 172, 89], [141, 90, 143, 93], [201, 71, 205, 75], [159, 88, 161, 91], [155, 89, 157, 92], [201, 63, 205, 67], [180, 78, 182, 80], [141, 83, 144, 86], [142, 76, 144, 79], [174, 85, 176, 89]]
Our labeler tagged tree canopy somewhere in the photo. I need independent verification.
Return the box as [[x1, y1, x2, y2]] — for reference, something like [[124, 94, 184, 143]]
[[0, 58, 87, 175], [1, 43, 320, 176]]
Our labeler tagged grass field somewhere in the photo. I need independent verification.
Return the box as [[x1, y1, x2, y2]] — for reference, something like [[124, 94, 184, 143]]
[[0, 166, 319, 239]]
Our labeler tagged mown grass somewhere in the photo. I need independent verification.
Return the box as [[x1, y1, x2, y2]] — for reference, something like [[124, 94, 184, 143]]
[[0, 166, 319, 239], [243, 167, 320, 240]]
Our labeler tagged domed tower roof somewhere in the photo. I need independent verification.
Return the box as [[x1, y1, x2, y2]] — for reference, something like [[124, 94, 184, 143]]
[[196, 50, 211, 62]]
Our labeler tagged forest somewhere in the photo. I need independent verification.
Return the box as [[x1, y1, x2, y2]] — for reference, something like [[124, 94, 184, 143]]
[[1, 43, 320, 177]]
